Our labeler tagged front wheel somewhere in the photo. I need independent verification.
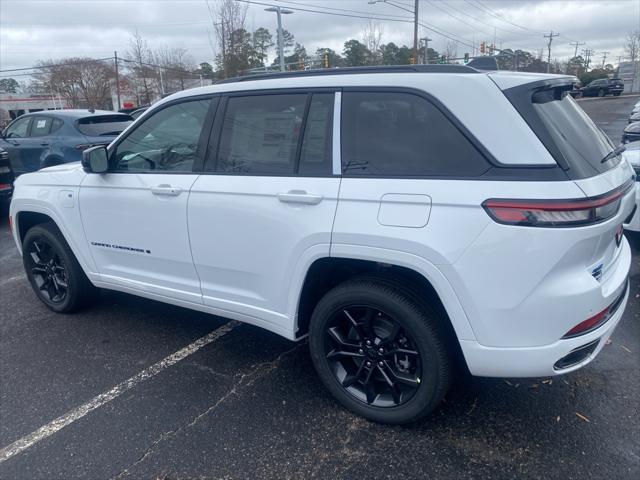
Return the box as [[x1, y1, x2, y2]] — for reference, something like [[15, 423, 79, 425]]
[[309, 277, 453, 424], [23, 222, 97, 313], [597, 89, 605, 97]]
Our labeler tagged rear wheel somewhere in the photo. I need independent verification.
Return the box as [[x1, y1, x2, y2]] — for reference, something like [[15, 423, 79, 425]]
[[309, 277, 453, 424], [23, 222, 97, 313]]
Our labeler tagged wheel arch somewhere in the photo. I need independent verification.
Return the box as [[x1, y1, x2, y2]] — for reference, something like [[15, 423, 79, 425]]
[[294, 248, 477, 348], [12, 206, 98, 281]]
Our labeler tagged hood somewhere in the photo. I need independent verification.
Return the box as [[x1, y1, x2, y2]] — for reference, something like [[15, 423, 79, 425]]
[[39, 161, 83, 173]]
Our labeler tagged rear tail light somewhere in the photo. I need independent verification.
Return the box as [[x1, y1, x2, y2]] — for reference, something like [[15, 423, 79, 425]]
[[0, 183, 11, 191], [562, 282, 628, 339], [482, 178, 634, 227]]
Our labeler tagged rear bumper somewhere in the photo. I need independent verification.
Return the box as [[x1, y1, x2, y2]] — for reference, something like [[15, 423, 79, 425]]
[[459, 252, 630, 378]]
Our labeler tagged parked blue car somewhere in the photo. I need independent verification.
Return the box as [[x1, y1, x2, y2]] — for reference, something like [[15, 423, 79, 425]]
[[0, 109, 132, 176]]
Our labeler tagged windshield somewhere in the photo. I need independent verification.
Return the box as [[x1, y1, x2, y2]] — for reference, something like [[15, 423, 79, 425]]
[[531, 88, 617, 177], [76, 114, 132, 137]]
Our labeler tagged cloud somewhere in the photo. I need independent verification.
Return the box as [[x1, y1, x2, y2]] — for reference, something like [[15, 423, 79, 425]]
[[0, 0, 637, 74]]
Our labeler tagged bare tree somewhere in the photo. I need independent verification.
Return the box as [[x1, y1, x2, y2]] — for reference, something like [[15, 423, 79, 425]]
[[127, 31, 156, 105], [33, 58, 114, 109], [625, 30, 640, 63], [152, 45, 195, 94], [210, 0, 248, 77], [445, 40, 458, 61], [362, 21, 384, 65]]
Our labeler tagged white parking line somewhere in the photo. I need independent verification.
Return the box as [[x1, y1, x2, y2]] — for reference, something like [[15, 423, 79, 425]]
[[0, 320, 239, 464]]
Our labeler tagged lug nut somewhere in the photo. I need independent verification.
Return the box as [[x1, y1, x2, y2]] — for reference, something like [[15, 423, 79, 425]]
[[378, 348, 384, 354], [365, 340, 372, 346], [378, 361, 384, 367], [366, 361, 371, 367], [358, 349, 364, 355]]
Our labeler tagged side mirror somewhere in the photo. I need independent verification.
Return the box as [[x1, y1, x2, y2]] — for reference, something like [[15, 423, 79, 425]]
[[82, 145, 109, 173]]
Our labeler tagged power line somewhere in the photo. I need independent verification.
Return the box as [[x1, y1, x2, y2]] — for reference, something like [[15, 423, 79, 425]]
[[466, 0, 545, 35], [0, 57, 114, 73]]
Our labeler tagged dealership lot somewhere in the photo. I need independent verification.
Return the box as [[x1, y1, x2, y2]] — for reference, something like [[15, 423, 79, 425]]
[[0, 95, 638, 479]]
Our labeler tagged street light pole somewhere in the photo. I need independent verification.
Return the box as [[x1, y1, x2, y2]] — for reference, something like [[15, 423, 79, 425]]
[[413, 0, 419, 65], [265, 6, 293, 72]]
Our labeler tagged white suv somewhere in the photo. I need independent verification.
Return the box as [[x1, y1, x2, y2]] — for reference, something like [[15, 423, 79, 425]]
[[9, 66, 635, 424]]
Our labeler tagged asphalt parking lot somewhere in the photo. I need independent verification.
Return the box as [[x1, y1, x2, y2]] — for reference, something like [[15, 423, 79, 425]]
[[0, 95, 639, 480]]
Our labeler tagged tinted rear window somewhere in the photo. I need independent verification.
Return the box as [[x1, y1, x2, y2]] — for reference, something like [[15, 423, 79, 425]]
[[530, 88, 617, 177], [341, 91, 490, 176], [76, 114, 132, 136]]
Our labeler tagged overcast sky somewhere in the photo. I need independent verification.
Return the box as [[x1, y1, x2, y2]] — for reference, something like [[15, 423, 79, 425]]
[[1, 0, 638, 77]]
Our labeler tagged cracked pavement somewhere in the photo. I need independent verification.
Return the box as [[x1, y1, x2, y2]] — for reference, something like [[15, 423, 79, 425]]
[[0, 95, 638, 479]]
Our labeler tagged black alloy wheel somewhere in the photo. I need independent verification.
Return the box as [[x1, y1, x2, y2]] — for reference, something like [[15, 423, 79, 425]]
[[309, 277, 453, 424], [22, 222, 97, 313], [25, 237, 68, 304], [324, 305, 422, 407]]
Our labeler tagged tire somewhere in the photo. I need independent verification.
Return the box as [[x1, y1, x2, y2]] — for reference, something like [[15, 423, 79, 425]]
[[614, 92, 621, 96], [597, 89, 605, 97], [22, 222, 97, 313], [309, 276, 453, 424]]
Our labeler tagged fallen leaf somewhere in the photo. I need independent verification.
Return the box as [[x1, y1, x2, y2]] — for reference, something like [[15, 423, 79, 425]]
[[605, 338, 612, 346], [621, 345, 632, 353], [530, 384, 539, 389], [575, 412, 590, 423], [466, 397, 478, 415], [556, 415, 561, 422], [504, 380, 513, 386], [542, 379, 553, 385]]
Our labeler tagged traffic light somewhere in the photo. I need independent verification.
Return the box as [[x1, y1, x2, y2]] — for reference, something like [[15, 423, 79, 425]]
[[480, 42, 486, 54], [464, 52, 469, 63], [323, 52, 329, 68]]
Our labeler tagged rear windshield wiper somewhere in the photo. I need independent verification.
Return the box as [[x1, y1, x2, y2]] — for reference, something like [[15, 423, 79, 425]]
[[601, 145, 626, 163]]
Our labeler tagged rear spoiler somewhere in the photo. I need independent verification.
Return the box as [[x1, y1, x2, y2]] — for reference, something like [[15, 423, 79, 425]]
[[467, 57, 499, 71]]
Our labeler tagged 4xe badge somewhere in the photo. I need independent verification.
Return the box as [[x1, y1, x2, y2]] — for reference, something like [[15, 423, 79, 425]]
[[615, 225, 624, 247]]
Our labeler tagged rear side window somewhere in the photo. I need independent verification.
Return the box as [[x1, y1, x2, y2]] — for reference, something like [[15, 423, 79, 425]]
[[30, 116, 52, 137], [216, 94, 307, 175], [76, 114, 132, 136], [529, 88, 615, 177], [341, 92, 490, 176], [299, 93, 333, 176]]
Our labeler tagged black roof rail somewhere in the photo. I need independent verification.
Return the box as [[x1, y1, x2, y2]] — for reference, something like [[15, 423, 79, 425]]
[[216, 64, 480, 84]]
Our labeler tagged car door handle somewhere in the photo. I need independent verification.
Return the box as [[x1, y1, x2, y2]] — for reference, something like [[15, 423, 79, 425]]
[[277, 190, 323, 205], [40, 142, 49, 146], [150, 185, 183, 196]]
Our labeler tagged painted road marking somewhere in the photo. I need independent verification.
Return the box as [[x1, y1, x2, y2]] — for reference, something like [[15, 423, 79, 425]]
[[0, 320, 240, 463]]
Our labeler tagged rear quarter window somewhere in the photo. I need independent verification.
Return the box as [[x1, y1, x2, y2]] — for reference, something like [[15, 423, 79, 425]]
[[76, 114, 132, 136]]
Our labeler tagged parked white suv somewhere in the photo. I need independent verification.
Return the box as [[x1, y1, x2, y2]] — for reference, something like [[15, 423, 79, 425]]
[[9, 66, 635, 424]]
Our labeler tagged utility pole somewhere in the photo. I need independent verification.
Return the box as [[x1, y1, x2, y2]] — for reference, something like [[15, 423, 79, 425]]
[[114, 51, 121, 110], [569, 41, 585, 60], [221, 21, 227, 78], [413, 0, 419, 65], [421, 37, 433, 64], [582, 48, 595, 71], [544, 31, 559, 73], [601, 51, 610, 69], [266, 6, 294, 72]]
